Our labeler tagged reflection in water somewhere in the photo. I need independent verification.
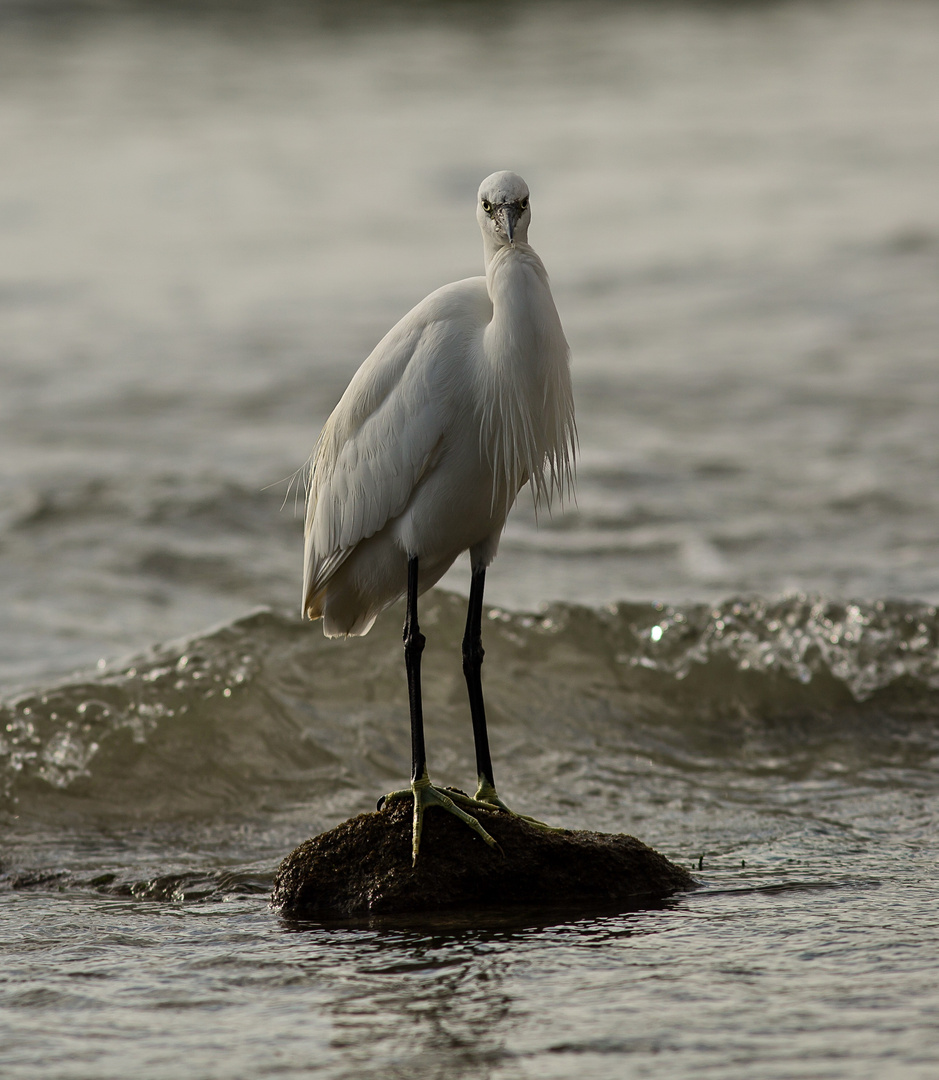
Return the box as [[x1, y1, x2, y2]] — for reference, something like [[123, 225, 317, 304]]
[[284, 912, 671, 1073], [283, 927, 517, 1074]]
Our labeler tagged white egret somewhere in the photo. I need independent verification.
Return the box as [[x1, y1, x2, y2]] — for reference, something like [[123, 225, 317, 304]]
[[302, 171, 576, 862]]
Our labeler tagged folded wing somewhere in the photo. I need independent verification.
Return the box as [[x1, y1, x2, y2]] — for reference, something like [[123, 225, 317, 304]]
[[301, 313, 449, 618]]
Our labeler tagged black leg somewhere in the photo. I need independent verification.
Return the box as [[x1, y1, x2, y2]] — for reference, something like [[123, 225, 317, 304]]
[[404, 555, 427, 784], [378, 555, 501, 861], [461, 569, 554, 829], [463, 565, 495, 790]]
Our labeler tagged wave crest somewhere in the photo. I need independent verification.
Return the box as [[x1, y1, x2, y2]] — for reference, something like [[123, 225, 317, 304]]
[[2, 592, 938, 824]]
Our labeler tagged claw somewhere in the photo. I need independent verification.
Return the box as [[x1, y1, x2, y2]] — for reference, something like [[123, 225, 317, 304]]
[[472, 777, 564, 831], [380, 773, 501, 864]]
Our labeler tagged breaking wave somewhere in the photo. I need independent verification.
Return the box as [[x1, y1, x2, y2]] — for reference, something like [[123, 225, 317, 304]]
[[2, 591, 938, 828]]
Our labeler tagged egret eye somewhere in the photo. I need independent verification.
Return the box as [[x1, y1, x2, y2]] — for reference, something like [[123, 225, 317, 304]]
[[519, 197, 529, 210], [481, 199, 493, 214]]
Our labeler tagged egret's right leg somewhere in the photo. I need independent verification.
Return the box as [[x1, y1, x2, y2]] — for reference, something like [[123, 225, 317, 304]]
[[379, 555, 500, 865]]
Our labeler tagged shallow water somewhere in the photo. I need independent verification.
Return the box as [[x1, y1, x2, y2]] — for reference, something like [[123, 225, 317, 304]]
[[2, 1, 939, 1077], [4, 594, 939, 1078]]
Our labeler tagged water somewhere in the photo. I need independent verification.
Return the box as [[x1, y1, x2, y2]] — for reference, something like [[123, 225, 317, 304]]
[[2, 1, 939, 1076]]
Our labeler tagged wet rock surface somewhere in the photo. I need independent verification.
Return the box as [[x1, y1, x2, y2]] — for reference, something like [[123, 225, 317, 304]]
[[272, 797, 697, 920]]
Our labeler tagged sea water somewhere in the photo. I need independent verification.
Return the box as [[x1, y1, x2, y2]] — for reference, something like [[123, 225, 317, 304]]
[[2, 2, 939, 1077]]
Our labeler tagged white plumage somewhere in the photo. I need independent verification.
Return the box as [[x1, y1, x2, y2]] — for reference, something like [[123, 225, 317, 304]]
[[302, 171, 575, 636], [301, 171, 575, 861]]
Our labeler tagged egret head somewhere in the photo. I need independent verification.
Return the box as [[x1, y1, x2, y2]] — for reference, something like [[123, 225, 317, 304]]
[[477, 171, 531, 251]]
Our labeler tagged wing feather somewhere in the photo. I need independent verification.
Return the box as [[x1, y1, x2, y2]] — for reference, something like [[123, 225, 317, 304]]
[[301, 306, 452, 616]]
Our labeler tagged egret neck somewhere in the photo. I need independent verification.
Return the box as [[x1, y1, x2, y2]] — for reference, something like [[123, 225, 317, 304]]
[[482, 241, 574, 516]]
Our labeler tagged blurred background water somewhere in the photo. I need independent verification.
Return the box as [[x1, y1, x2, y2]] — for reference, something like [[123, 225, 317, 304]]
[[1, 1, 938, 1077]]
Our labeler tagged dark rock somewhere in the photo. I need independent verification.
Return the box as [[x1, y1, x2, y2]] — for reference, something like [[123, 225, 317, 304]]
[[272, 797, 697, 922]]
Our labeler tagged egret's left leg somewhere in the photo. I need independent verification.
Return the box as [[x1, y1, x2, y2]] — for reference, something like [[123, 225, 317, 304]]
[[462, 564, 557, 828]]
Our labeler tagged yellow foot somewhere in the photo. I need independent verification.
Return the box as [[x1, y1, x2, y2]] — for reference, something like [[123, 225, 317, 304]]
[[379, 774, 501, 865], [472, 778, 564, 832]]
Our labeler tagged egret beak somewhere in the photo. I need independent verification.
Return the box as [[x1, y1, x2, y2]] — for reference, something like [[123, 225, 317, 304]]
[[496, 203, 521, 244]]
